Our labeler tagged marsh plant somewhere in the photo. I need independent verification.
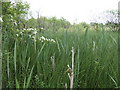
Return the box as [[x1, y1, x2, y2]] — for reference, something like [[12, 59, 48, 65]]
[[2, 27, 118, 88]]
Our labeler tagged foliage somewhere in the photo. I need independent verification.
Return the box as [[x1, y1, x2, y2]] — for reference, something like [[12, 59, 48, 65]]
[[2, 1, 29, 33], [2, 1, 119, 88], [101, 10, 119, 32], [2, 28, 118, 88]]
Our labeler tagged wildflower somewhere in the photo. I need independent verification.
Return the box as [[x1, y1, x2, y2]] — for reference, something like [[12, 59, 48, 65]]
[[39, 36, 56, 43], [16, 34, 19, 37], [20, 32, 23, 35], [40, 36, 46, 40], [27, 28, 34, 31], [0, 17, 3, 22], [48, 39, 51, 41], [33, 31, 37, 35], [41, 28, 44, 30], [46, 39, 49, 41], [51, 39, 56, 43], [23, 28, 26, 30], [29, 35, 31, 38], [32, 36, 36, 42]]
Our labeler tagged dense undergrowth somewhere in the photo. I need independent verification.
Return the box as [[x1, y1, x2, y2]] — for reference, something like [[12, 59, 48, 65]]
[[2, 28, 119, 88]]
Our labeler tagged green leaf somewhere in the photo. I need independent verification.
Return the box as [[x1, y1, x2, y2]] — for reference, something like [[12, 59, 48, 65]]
[[15, 78, 20, 88], [14, 42, 17, 73], [26, 65, 34, 88]]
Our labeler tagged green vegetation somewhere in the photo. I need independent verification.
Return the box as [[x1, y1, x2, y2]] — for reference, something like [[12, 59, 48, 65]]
[[1, 1, 119, 88]]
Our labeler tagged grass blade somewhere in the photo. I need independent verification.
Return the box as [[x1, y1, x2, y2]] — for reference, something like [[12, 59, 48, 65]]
[[26, 65, 34, 88], [14, 42, 17, 73], [7, 53, 9, 79], [15, 78, 20, 88]]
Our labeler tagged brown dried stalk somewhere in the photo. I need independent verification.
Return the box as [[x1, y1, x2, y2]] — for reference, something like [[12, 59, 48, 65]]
[[66, 47, 75, 89]]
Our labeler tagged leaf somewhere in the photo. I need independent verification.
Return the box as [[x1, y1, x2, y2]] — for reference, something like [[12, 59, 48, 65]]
[[14, 42, 17, 73], [15, 78, 20, 88], [26, 65, 34, 88], [108, 74, 118, 87]]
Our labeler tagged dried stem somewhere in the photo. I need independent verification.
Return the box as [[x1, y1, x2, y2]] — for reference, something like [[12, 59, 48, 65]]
[[65, 47, 75, 89]]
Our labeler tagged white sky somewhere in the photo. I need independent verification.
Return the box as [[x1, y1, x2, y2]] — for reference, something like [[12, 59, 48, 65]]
[[24, 0, 119, 24]]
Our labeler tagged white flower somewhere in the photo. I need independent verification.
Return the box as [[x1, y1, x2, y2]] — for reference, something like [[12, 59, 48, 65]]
[[27, 28, 34, 31], [41, 28, 43, 30], [48, 39, 51, 41], [16, 34, 18, 36], [39, 36, 56, 43], [32, 36, 36, 42], [46, 39, 49, 41], [20, 32, 23, 34], [0, 17, 3, 22], [23, 28, 26, 30], [51, 39, 56, 43], [33, 31, 37, 35], [29, 35, 31, 38], [40, 36, 46, 40], [45, 38, 48, 41]]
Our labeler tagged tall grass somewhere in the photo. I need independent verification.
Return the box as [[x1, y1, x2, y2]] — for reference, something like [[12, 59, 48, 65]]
[[2, 29, 118, 88]]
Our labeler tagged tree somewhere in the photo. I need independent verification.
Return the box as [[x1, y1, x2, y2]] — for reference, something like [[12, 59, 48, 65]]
[[27, 17, 37, 28], [2, 1, 30, 32], [90, 22, 99, 31], [2, 1, 30, 53], [74, 22, 90, 31], [104, 10, 119, 31], [80, 22, 90, 29], [100, 10, 119, 31]]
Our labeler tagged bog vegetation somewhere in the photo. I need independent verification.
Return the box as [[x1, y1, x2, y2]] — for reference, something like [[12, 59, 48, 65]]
[[1, 1, 119, 88]]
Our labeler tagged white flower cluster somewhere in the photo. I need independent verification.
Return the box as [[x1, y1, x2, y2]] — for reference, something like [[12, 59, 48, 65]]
[[39, 36, 56, 43], [23, 28, 37, 31]]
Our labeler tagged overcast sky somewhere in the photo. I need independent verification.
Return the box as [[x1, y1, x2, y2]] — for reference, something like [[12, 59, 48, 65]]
[[24, 0, 119, 24]]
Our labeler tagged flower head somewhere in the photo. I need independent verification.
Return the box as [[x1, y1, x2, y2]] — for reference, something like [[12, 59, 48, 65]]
[[0, 17, 3, 22], [16, 34, 19, 37], [33, 31, 37, 35], [40, 36, 46, 40], [39, 36, 56, 43], [41, 28, 44, 30], [51, 39, 56, 43]]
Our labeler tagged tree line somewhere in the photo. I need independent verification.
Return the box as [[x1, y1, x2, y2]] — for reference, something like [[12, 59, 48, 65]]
[[1, 1, 119, 33]]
